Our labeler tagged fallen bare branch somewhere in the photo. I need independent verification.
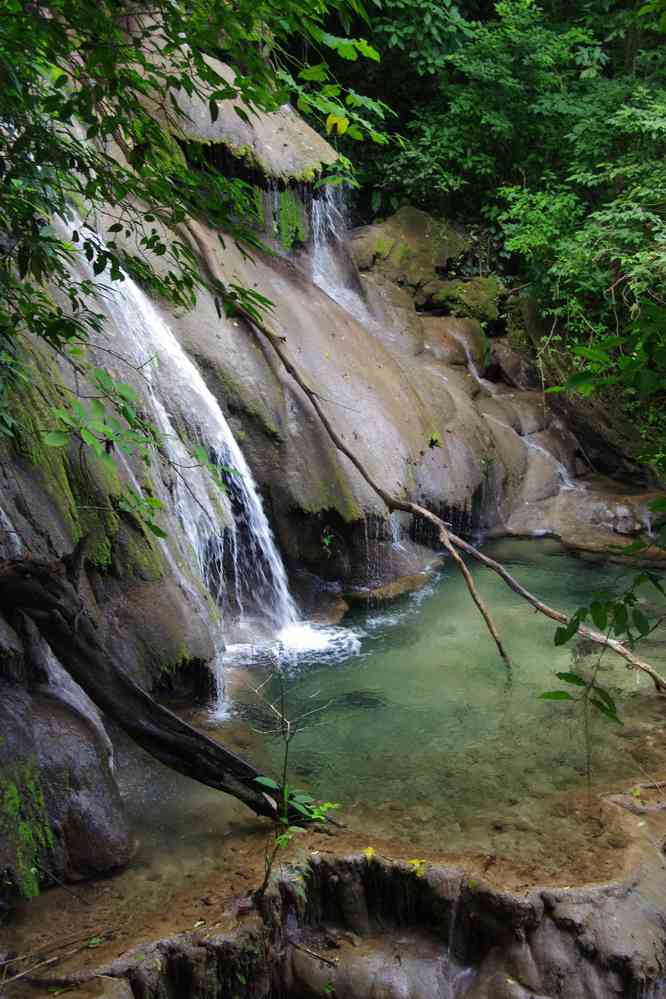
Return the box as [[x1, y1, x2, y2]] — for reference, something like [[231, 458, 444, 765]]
[[225, 292, 666, 692]]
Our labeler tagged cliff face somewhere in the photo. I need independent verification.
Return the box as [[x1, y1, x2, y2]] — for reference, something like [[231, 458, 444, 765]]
[[1, 74, 663, 907]]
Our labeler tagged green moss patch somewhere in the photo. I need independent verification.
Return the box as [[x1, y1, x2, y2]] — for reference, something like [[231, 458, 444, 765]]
[[1, 758, 53, 899], [430, 276, 503, 322]]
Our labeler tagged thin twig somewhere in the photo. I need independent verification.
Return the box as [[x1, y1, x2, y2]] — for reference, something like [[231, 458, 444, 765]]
[[287, 937, 338, 968]]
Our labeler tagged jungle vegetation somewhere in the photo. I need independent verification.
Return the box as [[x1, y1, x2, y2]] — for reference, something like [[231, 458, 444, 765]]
[[327, 0, 666, 476]]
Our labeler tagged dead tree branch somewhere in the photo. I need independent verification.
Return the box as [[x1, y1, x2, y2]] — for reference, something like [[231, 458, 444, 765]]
[[199, 255, 666, 691]]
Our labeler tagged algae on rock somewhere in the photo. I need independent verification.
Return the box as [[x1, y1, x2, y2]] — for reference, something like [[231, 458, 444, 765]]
[[0, 758, 54, 899]]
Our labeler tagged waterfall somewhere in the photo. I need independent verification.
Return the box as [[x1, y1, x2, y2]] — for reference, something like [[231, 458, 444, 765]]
[[310, 186, 372, 324], [0, 501, 24, 558], [522, 435, 581, 492], [98, 273, 299, 634], [54, 213, 361, 715], [445, 327, 501, 397], [484, 414, 581, 492]]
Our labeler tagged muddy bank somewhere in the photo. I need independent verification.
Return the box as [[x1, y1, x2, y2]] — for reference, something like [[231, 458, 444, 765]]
[[5, 829, 666, 999]]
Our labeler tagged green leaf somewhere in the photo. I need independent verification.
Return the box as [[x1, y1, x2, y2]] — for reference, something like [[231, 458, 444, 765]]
[[554, 618, 579, 646], [255, 775, 280, 790], [565, 373, 597, 396], [590, 601, 608, 631], [299, 64, 328, 82], [326, 113, 349, 135], [94, 369, 115, 393], [591, 686, 618, 712], [80, 427, 100, 449], [289, 801, 311, 816], [590, 697, 622, 724], [632, 608, 651, 636], [573, 345, 609, 363], [43, 430, 69, 447], [116, 383, 139, 402], [540, 690, 576, 701], [145, 521, 168, 539], [555, 671, 587, 686]]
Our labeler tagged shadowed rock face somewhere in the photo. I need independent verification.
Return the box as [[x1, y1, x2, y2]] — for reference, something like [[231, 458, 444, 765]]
[[0, 680, 131, 902]]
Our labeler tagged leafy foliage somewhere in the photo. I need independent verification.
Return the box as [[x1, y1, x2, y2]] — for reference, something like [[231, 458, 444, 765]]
[[337, 0, 666, 472], [0, 0, 386, 523]]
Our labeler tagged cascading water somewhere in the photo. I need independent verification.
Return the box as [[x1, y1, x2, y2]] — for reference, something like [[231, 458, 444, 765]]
[[100, 275, 299, 634], [65, 220, 361, 708], [522, 434, 580, 492], [0, 501, 24, 558], [484, 413, 581, 492], [310, 186, 372, 324], [445, 327, 502, 398]]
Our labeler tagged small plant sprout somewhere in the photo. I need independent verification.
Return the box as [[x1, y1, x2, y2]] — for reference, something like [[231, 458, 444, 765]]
[[321, 525, 335, 558], [249, 669, 339, 900], [540, 569, 666, 796], [428, 430, 442, 449]]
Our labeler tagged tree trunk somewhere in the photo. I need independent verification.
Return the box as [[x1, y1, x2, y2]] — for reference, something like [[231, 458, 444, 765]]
[[0, 554, 279, 820]]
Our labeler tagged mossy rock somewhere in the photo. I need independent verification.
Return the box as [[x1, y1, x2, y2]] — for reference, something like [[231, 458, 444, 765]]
[[152, 56, 337, 183], [0, 757, 53, 899], [349, 206, 470, 289], [418, 276, 504, 322]]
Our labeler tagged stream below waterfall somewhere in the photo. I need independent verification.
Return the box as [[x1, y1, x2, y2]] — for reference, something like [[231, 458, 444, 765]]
[[8, 538, 666, 986], [224, 537, 666, 877]]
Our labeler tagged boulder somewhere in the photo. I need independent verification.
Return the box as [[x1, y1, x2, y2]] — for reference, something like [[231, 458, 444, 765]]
[[420, 316, 486, 367], [0, 681, 131, 903], [360, 273, 425, 356], [349, 206, 469, 290], [490, 339, 540, 391], [150, 56, 337, 183], [416, 276, 504, 322]]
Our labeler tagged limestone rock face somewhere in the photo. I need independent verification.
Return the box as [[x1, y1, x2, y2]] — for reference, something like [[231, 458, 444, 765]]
[[155, 56, 337, 183], [420, 316, 486, 367], [154, 204, 664, 578], [490, 339, 540, 391]]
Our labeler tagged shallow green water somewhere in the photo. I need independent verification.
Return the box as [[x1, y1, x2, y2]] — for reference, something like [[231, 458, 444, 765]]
[[246, 538, 666, 862]]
